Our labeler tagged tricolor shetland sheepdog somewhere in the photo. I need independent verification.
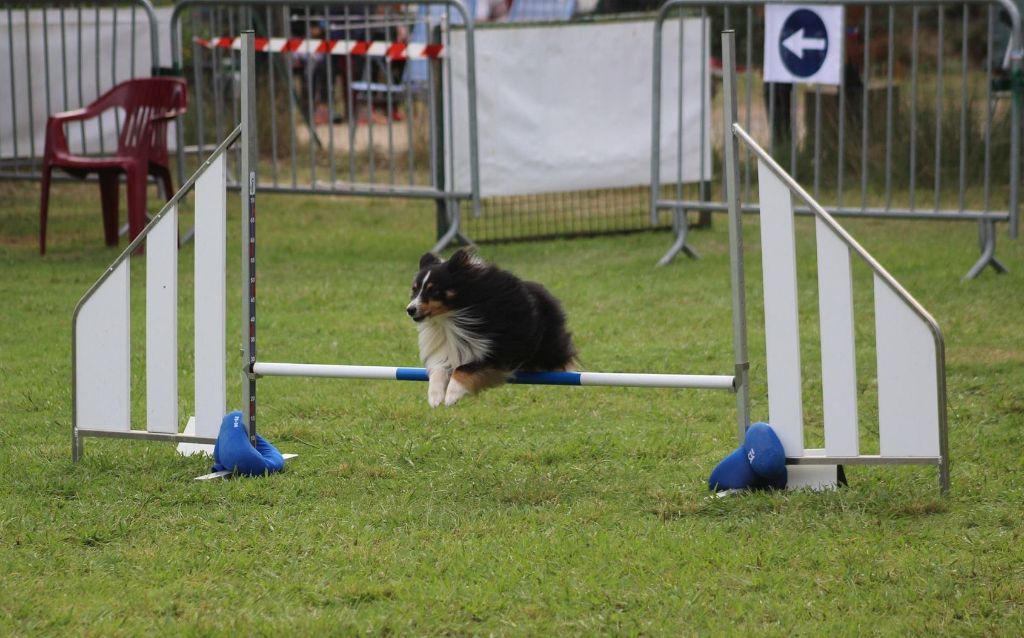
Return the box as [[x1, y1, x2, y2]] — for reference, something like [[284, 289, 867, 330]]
[[406, 248, 578, 407]]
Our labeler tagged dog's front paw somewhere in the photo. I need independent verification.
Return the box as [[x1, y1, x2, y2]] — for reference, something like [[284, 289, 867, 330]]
[[444, 378, 470, 406], [428, 384, 446, 408]]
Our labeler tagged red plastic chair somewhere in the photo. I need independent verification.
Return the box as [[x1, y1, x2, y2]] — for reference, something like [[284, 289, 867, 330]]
[[39, 77, 188, 254]]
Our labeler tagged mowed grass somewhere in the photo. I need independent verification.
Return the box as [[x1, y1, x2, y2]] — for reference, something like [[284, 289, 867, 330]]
[[1, 177, 1022, 636]]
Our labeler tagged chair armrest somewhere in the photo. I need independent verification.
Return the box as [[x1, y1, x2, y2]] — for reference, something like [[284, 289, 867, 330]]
[[45, 106, 108, 154], [48, 107, 93, 124], [45, 94, 128, 152], [151, 105, 188, 123], [49, 82, 127, 124]]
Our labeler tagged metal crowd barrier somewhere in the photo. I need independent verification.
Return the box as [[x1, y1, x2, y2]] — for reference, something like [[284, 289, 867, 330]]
[[459, 13, 679, 245], [7, 1, 1020, 263], [169, 0, 480, 252], [653, 0, 1022, 278], [0, 0, 161, 181]]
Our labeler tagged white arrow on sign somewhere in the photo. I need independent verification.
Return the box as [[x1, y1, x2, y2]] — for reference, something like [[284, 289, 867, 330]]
[[782, 28, 827, 58]]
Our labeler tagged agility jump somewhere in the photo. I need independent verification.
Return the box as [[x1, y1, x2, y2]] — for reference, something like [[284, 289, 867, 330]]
[[71, 31, 949, 493]]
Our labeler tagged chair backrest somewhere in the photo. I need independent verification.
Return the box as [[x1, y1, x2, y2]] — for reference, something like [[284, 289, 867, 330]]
[[105, 78, 188, 156]]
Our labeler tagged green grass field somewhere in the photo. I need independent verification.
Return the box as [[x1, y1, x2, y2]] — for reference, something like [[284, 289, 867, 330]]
[[1, 178, 1022, 635]]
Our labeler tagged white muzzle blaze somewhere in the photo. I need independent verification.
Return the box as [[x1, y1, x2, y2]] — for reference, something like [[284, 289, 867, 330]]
[[407, 271, 430, 318]]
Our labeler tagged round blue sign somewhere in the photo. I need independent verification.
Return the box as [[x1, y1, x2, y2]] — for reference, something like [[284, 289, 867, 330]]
[[779, 9, 829, 78]]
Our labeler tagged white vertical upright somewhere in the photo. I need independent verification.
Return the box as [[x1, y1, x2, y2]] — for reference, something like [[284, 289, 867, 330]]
[[146, 206, 178, 434], [194, 154, 227, 439], [816, 218, 859, 456], [75, 260, 131, 431], [874, 276, 941, 457], [757, 160, 804, 456]]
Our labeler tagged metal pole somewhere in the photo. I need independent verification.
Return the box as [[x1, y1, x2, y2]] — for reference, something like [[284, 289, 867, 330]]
[[885, 5, 894, 209], [860, 6, 871, 211], [24, 8, 35, 162], [95, 5, 104, 155], [240, 31, 258, 447], [1005, 2, 1023, 239], [6, 8, 19, 171], [460, 1, 481, 218], [909, 6, 919, 210], [935, 7, 944, 212], [650, 4, 665, 226], [722, 30, 751, 442], [190, 10, 205, 167], [266, 6, 279, 187]]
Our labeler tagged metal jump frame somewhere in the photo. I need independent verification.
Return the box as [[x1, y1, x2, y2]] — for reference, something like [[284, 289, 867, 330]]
[[721, 30, 949, 492], [71, 31, 948, 494]]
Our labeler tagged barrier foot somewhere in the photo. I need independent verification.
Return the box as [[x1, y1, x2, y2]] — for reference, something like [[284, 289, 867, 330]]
[[72, 428, 83, 463], [194, 453, 298, 481], [432, 201, 474, 254], [962, 221, 1008, 281], [656, 211, 699, 267]]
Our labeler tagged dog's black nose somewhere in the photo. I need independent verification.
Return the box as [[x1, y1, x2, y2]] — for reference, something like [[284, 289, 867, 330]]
[[406, 306, 417, 317]]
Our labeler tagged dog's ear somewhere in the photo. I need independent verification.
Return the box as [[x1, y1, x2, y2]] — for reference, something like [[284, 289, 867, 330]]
[[446, 248, 477, 272], [419, 252, 442, 269]]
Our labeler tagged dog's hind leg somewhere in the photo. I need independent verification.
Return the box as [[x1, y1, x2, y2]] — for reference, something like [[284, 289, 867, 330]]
[[445, 364, 509, 406], [427, 366, 452, 408]]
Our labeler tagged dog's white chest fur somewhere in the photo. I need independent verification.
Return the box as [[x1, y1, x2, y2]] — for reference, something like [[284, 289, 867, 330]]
[[417, 312, 491, 370]]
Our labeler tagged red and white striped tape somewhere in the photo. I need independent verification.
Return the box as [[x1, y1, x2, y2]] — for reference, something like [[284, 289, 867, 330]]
[[193, 36, 444, 60]]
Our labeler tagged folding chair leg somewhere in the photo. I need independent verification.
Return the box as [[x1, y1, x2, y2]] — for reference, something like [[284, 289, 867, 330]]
[[39, 165, 52, 255], [153, 165, 174, 202], [125, 167, 148, 252], [99, 170, 121, 247]]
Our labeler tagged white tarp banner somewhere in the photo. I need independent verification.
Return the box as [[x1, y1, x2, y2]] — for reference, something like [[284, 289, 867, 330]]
[[446, 18, 712, 198], [0, 7, 175, 160]]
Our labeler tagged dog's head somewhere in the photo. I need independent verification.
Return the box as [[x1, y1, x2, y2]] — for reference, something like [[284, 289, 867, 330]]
[[405, 248, 481, 322]]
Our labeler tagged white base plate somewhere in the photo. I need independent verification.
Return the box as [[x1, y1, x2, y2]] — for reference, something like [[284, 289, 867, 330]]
[[194, 453, 298, 481], [786, 465, 839, 491], [177, 417, 215, 457]]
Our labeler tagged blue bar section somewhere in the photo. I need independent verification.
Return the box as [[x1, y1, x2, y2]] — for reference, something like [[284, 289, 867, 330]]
[[391, 368, 582, 386], [509, 371, 582, 386], [395, 367, 430, 382]]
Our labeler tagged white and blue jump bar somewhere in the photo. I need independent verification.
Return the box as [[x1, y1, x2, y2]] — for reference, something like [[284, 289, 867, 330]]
[[253, 362, 736, 391]]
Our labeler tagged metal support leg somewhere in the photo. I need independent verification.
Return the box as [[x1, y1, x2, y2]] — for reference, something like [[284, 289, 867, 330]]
[[72, 427, 82, 463], [431, 199, 473, 253], [656, 209, 699, 267], [693, 180, 713, 229], [963, 220, 1008, 280]]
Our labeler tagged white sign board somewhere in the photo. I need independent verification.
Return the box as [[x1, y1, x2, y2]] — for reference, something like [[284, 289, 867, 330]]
[[446, 18, 712, 198], [764, 4, 844, 85]]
